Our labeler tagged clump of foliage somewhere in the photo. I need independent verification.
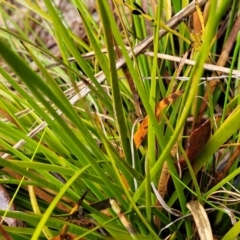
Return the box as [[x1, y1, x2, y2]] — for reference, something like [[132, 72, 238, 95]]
[[0, 0, 240, 239]]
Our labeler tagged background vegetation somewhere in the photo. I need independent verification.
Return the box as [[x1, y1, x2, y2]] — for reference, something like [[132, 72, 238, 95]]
[[0, 0, 240, 239]]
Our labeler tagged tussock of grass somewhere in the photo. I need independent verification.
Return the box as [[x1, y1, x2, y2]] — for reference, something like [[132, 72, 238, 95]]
[[0, 0, 240, 239]]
